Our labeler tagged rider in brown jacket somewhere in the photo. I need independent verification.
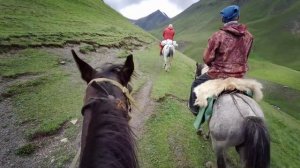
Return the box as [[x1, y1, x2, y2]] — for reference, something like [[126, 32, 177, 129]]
[[188, 5, 254, 114]]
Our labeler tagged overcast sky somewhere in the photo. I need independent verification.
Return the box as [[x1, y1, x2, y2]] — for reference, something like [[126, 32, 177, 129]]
[[103, 0, 200, 19]]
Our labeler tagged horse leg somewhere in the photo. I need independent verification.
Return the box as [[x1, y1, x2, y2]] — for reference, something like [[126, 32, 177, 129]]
[[212, 139, 227, 168], [165, 57, 170, 72], [169, 56, 173, 67], [236, 145, 247, 168], [163, 55, 167, 70], [216, 147, 226, 168]]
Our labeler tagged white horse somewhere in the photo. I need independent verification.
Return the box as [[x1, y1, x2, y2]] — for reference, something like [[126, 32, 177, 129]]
[[194, 64, 270, 168], [161, 39, 178, 72]]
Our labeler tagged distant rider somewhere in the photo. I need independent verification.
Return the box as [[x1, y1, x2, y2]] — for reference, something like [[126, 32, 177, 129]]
[[188, 5, 254, 114], [160, 24, 175, 56]]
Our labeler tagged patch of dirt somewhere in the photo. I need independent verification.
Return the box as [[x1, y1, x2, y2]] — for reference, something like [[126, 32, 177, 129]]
[[129, 80, 156, 137], [168, 134, 193, 168], [0, 74, 52, 168], [177, 40, 191, 53], [291, 20, 300, 35]]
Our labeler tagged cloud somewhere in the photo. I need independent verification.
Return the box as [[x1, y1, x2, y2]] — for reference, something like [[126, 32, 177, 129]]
[[171, 0, 200, 10], [103, 0, 200, 19], [103, 0, 142, 10], [119, 0, 182, 19]]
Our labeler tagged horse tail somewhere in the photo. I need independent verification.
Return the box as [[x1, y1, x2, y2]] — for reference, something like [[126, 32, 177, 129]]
[[168, 47, 173, 57], [243, 116, 270, 168]]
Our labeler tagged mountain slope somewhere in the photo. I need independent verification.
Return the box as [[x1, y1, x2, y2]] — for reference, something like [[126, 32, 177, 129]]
[[0, 0, 154, 49], [133, 10, 170, 31], [151, 0, 300, 71]]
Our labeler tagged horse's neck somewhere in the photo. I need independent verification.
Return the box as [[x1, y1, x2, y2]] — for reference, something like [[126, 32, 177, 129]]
[[80, 102, 137, 168]]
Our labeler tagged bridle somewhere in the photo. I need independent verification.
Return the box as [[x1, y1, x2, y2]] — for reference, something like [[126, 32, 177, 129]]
[[81, 78, 139, 116]]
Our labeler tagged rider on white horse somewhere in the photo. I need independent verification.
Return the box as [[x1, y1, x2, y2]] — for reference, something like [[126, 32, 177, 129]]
[[160, 24, 175, 56], [188, 5, 254, 114]]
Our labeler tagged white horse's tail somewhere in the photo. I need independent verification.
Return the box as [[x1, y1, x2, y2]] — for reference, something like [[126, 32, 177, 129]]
[[167, 46, 173, 57]]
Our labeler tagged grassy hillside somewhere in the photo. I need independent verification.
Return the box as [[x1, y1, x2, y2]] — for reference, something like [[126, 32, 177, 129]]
[[0, 0, 154, 49], [151, 0, 300, 71]]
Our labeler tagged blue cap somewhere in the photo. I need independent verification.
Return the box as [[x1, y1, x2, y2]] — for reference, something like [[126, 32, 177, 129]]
[[220, 5, 240, 23]]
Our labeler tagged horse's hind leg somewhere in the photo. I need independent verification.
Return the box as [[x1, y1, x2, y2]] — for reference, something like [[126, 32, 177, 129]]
[[236, 145, 246, 168], [165, 57, 170, 72], [216, 148, 226, 168], [212, 140, 227, 168]]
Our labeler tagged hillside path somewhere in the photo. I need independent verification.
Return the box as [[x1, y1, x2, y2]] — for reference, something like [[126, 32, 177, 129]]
[[130, 80, 156, 137]]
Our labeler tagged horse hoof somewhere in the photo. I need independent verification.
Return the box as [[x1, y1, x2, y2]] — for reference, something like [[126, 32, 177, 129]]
[[196, 128, 203, 135], [203, 134, 210, 141], [205, 161, 213, 168]]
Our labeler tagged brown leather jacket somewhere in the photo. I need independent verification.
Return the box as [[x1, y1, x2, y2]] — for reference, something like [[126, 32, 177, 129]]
[[203, 22, 253, 79]]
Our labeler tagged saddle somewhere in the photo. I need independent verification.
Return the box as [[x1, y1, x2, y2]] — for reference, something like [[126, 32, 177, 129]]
[[161, 39, 178, 47], [193, 77, 263, 129]]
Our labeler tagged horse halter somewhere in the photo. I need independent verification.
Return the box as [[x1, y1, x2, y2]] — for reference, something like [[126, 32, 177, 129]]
[[81, 78, 139, 117]]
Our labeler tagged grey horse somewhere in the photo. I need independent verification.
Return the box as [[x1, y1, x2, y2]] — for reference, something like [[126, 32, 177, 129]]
[[195, 64, 270, 168]]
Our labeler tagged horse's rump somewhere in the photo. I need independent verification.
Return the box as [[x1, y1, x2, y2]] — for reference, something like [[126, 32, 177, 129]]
[[166, 46, 173, 57]]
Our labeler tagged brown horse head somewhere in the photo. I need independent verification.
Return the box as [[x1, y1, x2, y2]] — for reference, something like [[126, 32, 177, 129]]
[[72, 50, 138, 168]]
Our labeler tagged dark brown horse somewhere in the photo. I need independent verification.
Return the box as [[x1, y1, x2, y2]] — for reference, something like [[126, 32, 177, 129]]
[[72, 50, 138, 168]]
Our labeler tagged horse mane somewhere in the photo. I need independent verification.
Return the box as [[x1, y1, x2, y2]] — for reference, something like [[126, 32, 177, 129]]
[[80, 99, 138, 168]]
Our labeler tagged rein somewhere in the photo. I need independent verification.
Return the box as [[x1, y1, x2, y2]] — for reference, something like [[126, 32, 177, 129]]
[[230, 93, 257, 118]]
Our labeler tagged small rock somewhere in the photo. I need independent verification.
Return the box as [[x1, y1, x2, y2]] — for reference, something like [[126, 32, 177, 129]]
[[70, 118, 78, 125], [283, 85, 288, 88], [60, 138, 68, 143], [51, 159, 55, 163], [205, 161, 213, 168], [60, 61, 66, 65]]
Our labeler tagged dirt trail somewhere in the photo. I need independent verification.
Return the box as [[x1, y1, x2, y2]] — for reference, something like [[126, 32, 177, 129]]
[[130, 80, 156, 138]]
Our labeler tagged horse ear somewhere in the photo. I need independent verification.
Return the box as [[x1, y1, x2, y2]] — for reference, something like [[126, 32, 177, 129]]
[[121, 54, 134, 85], [71, 49, 96, 83]]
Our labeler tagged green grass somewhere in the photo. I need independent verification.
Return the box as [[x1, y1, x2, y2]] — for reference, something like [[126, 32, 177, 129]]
[[15, 144, 37, 156], [248, 58, 300, 91], [79, 44, 96, 54], [2, 49, 83, 139], [0, 0, 154, 49], [139, 98, 215, 168], [262, 102, 300, 168], [0, 49, 59, 78], [260, 80, 300, 120], [117, 49, 132, 58]]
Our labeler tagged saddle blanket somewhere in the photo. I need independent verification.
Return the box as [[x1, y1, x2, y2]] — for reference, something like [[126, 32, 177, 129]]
[[193, 77, 263, 130], [193, 77, 263, 107], [161, 39, 178, 47]]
